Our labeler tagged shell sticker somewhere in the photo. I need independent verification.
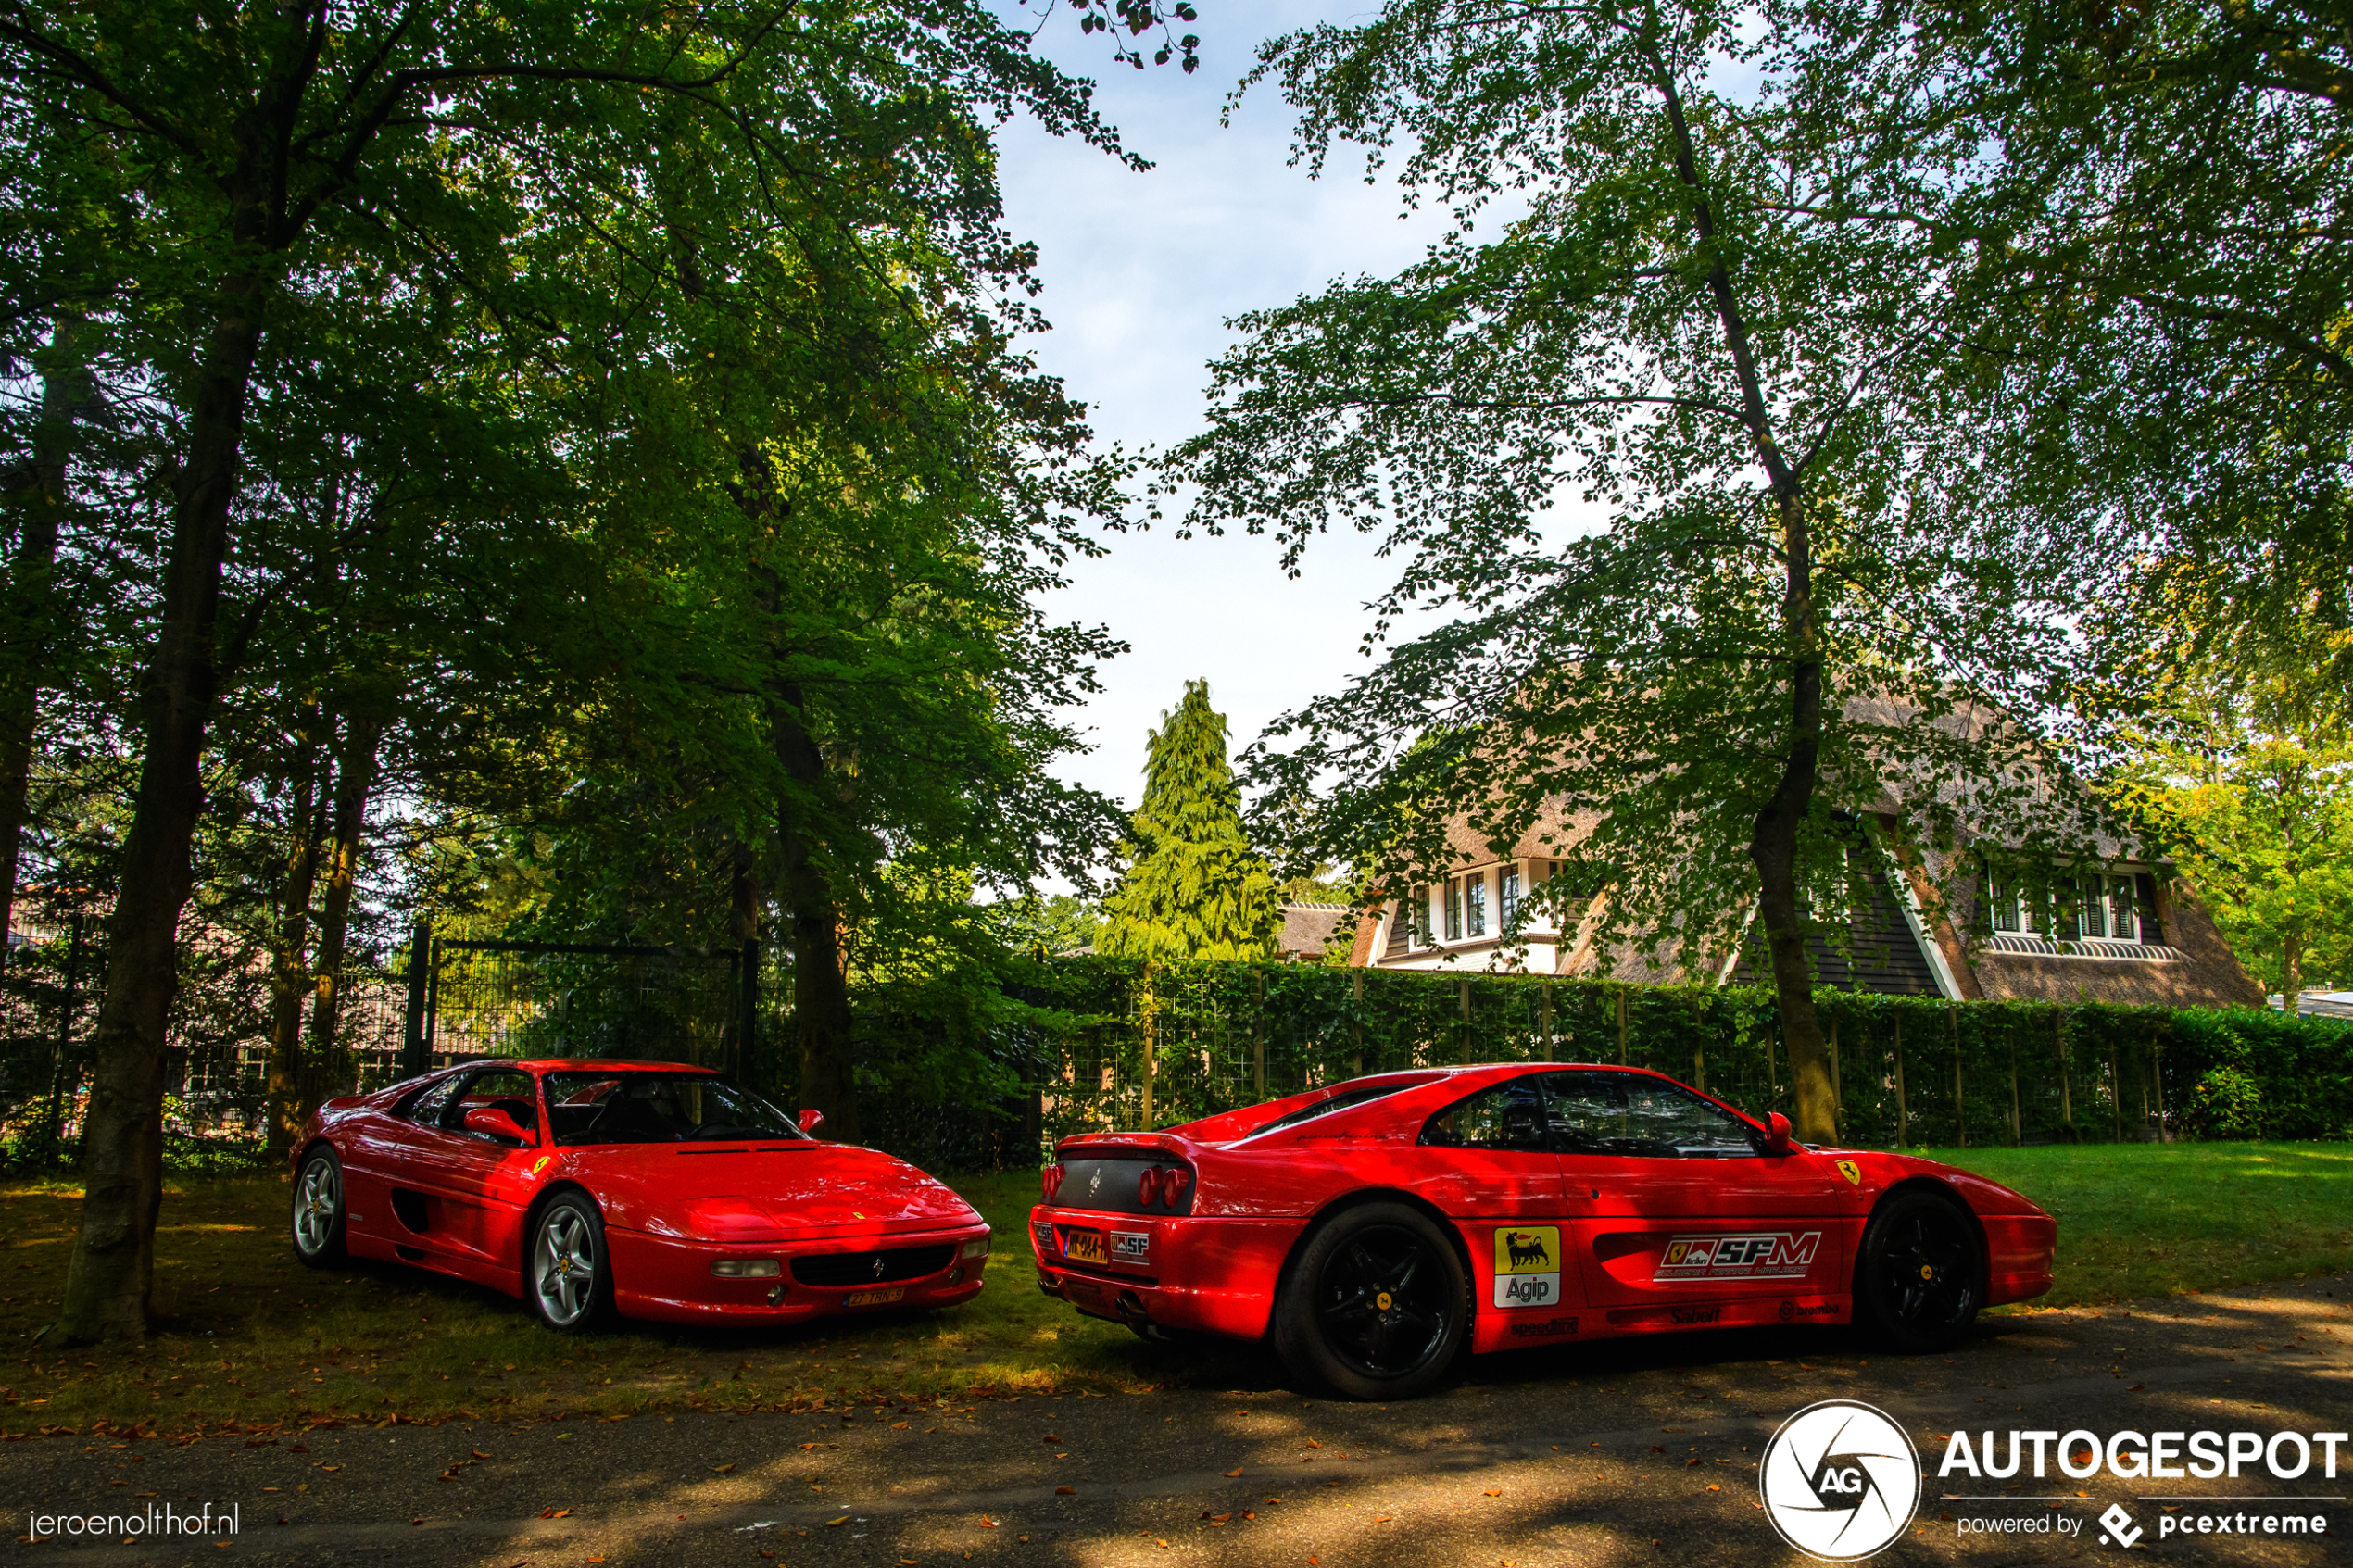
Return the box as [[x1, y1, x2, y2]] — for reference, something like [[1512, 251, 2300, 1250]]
[[1835, 1159, 1862, 1185]]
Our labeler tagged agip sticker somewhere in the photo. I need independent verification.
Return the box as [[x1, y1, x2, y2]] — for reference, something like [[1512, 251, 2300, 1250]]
[[1492, 1225, 1562, 1310]]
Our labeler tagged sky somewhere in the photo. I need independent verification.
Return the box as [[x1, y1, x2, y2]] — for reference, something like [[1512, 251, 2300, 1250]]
[[989, 2, 1470, 814]]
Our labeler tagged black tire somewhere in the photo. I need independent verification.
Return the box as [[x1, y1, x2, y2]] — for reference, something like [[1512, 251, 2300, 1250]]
[[1274, 1202, 1468, 1400], [1854, 1187, 1983, 1353], [527, 1192, 614, 1333], [290, 1146, 348, 1268]]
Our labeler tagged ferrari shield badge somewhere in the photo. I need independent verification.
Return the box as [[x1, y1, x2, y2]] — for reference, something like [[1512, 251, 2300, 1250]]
[[1835, 1160, 1862, 1185], [1491, 1225, 1561, 1310]]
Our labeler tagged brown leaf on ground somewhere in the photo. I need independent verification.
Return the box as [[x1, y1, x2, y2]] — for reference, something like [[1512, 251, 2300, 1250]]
[[1223, 1467, 1243, 1477], [712, 1463, 736, 1474], [1055, 1486, 1076, 1496]]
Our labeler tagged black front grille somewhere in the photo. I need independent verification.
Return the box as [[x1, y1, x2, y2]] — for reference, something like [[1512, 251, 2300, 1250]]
[[792, 1244, 956, 1287]]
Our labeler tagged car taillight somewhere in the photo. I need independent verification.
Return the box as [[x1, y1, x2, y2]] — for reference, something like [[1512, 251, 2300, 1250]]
[[1137, 1167, 1162, 1207], [1163, 1167, 1191, 1203], [1041, 1163, 1064, 1200]]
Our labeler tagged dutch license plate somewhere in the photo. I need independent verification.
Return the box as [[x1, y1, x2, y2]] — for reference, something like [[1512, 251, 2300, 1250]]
[[842, 1286, 903, 1308], [1062, 1229, 1108, 1266]]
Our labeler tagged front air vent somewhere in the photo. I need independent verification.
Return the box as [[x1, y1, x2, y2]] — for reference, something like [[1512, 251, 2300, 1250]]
[[791, 1245, 956, 1287]]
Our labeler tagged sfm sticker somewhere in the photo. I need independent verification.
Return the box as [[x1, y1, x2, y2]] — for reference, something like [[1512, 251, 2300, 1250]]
[[1110, 1230, 1150, 1263], [1492, 1225, 1561, 1309], [1655, 1231, 1821, 1282]]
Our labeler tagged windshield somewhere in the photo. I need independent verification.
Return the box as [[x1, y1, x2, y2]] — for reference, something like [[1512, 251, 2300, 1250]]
[[543, 1072, 806, 1146]]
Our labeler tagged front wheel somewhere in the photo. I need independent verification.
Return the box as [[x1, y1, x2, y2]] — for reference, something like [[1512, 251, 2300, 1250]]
[[1274, 1202, 1467, 1400], [1854, 1187, 1982, 1353], [529, 1193, 613, 1333], [291, 1147, 348, 1268]]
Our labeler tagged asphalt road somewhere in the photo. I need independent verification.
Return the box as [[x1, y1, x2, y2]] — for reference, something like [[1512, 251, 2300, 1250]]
[[6, 1275, 2349, 1567]]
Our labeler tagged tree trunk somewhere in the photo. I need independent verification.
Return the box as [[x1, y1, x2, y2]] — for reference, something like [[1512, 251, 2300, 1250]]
[[300, 712, 384, 1123], [1648, 51, 1839, 1141], [54, 281, 266, 1345], [771, 684, 856, 1143], [264, 731, 324, 1163], [0, 315, 86, 960]]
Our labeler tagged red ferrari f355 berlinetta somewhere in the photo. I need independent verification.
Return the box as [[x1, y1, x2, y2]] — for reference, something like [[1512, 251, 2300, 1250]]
[[1030, 1062, 2056, 1399], [291, 1059, 990, 1331]]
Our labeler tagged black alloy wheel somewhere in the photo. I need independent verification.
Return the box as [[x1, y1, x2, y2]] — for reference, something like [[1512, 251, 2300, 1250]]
[[1276, 1202, 1466, 1400], [1856, 1187, 1982, 1352]]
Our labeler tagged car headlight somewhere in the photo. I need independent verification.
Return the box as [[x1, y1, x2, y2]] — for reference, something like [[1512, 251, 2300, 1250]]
[[710, 1258, 782, 1278], [961, 1235, 991, 1261]]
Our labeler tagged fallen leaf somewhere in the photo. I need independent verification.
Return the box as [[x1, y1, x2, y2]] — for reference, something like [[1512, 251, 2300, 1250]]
[[825, 1516, 850, 1527], [1375, 1515, 1391, 1524], [472, 1449, 491, 1460], [1649, 1446, 1666, 1454], [1684, 1458, 1701, 1468], [1484, 1488, 1501, 1497], [1223, 1467, 1243, 1477], [981, 1517, 998, 1528], [1043, 1435, 1061, 1444], [588, 1559, 606, 1564], [1305, 1439, 1321, 1449], [1055, 1486, 1076, 1496], [2128, 1384, 2145, 1391], [713, 1463, 736, 1474]]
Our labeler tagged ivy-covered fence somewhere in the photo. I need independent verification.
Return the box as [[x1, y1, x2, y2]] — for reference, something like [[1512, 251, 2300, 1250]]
[[935, 957, 2353, 1160]]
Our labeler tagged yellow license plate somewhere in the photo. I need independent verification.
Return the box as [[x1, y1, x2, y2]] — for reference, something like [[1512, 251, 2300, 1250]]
[[1063, 1229, 1107, 1265], [842, 1287, 903, 1308]]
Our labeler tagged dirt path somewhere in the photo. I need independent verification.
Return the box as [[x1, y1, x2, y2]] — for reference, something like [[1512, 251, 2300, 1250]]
[[6, 1276, 2349, 1567]]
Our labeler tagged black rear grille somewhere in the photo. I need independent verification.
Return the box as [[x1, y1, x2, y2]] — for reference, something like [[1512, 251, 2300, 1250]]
[[792, 1244, 956, 1287]]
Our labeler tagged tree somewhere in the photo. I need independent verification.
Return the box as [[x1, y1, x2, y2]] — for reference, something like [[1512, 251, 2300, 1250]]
[[2, 0, 1129, 1343], [1170, 0, 2113, 1139], [1101, 681, 1278, 962], [2105, 609, 2353, 1005]]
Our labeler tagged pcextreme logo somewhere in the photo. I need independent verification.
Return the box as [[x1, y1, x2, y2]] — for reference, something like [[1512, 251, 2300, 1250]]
[[1759, 1399, 1922, 1561]]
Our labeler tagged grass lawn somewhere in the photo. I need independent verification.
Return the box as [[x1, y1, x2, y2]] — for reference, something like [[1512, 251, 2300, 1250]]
[[0, 1142, 2346, 1436]]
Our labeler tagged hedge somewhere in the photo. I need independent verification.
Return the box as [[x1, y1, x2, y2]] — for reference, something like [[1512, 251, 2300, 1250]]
[[842, 956, 2353, 1163]]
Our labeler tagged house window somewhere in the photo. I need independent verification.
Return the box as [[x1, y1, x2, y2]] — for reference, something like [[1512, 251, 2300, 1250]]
[[1466, 872, 1487, 937], [2108, 876, 2140, 942], [1385, 898, 1413, 958], [1989, 874, 2020, 933], [1444, 879, 1463, 942], [1501, 865, 1521, 927]]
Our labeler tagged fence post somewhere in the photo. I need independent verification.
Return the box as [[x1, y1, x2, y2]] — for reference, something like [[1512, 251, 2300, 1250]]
[[1616, 986, 1629, 1065], [1253, 970, 1267, 1100], [1458, 973, 1472, 1064], [1541, 982, 1554, 1062], [1349, 968, 1364, 1079], [1140, 965, 1157, 1129], [2007, 1033, 2021, 1146], [401, 921, 432, 1077], [1951, 1002, 1965, 1148], [1893, 1013, 1906, 1148], [2110, 1039, 2122, 1144], [737, 936, 759, 1083], [2055, 1010, 2072, 1139], [2152, 1035, 2166, 1140]]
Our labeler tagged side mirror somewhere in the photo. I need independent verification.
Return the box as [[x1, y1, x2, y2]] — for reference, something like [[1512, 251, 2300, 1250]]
[[1763, 1111, 1794, 1155], [799, 1108, 825, 1135], [463, 1105, 532, 1146]]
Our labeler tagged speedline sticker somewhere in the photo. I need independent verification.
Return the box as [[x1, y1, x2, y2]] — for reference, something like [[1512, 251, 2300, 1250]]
[[1654, 1231, 1821, 1282]]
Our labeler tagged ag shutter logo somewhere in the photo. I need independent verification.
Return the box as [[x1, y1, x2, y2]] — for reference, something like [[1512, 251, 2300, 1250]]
[[1492, 1226, 1561, 1309], [1759, 1399, 1922, 1561]]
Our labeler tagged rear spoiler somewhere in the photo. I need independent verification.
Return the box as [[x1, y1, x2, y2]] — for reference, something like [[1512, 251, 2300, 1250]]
[[1051, 1132, 1197, 1160]]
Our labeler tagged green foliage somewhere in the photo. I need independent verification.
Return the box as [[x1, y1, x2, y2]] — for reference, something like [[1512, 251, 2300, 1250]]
[[864, 954, 2353, 1157], [2186, 1066, 2265, 1142], [1169, 0, 2115, 1002], [1099, 682, 1278, 963]]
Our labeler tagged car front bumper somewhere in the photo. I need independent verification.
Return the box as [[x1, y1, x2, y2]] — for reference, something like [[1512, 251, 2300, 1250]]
[[610, 1223, 990, 1324]]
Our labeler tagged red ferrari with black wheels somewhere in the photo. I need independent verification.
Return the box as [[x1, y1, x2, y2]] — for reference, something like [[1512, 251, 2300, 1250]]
[[1030, 1062, 2055, 1399], [292, 1059, 991, 1330]]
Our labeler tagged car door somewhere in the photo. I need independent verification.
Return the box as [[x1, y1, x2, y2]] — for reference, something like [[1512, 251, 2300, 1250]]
[[1409, 1073, 1573, 1321], [370, 1066, 532, 1269], [1545, 1071, 1843, 1320]]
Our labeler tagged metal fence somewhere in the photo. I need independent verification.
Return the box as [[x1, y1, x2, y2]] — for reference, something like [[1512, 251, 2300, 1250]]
[[410, 932, 756, 1077]]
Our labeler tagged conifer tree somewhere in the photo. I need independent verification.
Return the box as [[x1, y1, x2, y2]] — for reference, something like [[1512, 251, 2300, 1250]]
[[1101, 682, 1278, 962]]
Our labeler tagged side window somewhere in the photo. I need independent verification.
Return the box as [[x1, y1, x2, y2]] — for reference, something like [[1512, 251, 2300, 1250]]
[[1418, 1077, 1549, 1150], [449, 1068, 538, 1137], [401, 1073, 464, 1126], [1543, 1072, 1758, 1159]]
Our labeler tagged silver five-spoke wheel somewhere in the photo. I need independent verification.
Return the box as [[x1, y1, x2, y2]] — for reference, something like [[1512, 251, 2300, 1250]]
[[290, 1148, 346, 1267], [530, 1194, 609, 1332]]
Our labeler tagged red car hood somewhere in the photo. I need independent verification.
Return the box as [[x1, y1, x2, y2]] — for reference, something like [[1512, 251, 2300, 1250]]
[[564, 1144, 983, 1245]]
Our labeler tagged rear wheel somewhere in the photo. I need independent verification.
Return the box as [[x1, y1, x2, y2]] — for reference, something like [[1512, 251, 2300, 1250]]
[[529, 1193, 613, 1333], [291, 1147, 347, 1267], [1854, 1188, 1982, 1352], [1274, 1202, 1466, 1400]]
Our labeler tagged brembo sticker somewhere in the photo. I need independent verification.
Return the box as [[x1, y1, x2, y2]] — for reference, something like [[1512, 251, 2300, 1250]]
[[1492, 1225, 1562, 1309], [1654, 1231, 1821, 1281]]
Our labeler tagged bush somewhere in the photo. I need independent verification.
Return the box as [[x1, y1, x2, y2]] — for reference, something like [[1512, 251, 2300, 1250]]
[[2184, 1065, 2264, 1140]]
